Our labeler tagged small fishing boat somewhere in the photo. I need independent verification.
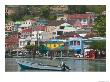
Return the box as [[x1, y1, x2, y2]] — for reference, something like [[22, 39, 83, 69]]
[[16, 59, 70, 71]]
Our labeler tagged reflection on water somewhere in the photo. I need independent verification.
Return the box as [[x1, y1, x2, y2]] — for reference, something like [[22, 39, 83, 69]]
[[5, 58, 106, 72]]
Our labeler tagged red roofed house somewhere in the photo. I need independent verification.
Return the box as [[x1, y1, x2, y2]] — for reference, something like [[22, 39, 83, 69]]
[[19, 28, 33, 48], [19, 25, 50, 48], [65, 13, 95, 28], [5, 33, 19, 50], [73, 20, 83, 29], [18, 19, 36, 33]]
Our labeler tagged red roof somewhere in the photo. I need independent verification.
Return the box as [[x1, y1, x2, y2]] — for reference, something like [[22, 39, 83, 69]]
[[34, 25, 46, 31], [5, 35, 19, 43], [73, 21, 83, 28], [57, 33, 81, 39], [30, 19, 36, 23], [22, 28, 32, 33], [67, 14, 94, 19], [21, 25, 46, 33]]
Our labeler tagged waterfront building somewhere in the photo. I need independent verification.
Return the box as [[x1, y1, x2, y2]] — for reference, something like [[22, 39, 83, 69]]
[[66, 37, 84, 55], [46, 37, 84, 55], [46, 39, 65, 49]]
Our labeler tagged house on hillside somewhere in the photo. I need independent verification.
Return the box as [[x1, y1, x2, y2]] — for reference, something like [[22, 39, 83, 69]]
[[19, 25, 49, 48], [46, 20, 65, 39], [36, 19, 48, 26], [5, 33, 19, 51], [52, 23, 77, 38], [13, 21, 23, 32], [65, 14, 95, 28], [5, 21, 15, 36], [18, 19, 36, 32]]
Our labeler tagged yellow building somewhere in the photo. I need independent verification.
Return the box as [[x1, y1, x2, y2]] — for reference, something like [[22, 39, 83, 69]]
[[47, 42, 64, 49]]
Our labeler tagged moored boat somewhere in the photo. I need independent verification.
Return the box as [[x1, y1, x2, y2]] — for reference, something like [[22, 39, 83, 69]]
[[16, 59, 70, 71]]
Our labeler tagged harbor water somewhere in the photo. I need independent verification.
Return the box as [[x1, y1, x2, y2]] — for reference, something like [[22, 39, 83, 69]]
[[5, 58, 106, 72]]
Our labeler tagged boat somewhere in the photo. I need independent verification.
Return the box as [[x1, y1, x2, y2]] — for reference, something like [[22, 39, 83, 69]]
[[16, 59, 70, 71]]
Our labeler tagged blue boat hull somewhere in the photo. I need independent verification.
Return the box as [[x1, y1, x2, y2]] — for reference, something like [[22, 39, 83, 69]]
[[18, 62, 64, 71]]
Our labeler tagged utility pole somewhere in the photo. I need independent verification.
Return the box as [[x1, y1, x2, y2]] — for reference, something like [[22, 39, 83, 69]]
[[37, 30, 39, 47], [37, 30, 39, 56]]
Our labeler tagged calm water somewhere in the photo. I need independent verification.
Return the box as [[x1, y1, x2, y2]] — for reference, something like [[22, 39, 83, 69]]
[[5, 58, 106, 72]]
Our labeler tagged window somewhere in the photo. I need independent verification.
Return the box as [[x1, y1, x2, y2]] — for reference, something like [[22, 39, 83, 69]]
[[67, 25, 72, 27], [35, 41, 37, 45], [83, 19, 87, 22], [57, 31, 63, 35], [70, 41, 73, 45], [77, 41, 80, 45], [23, 41, 25, 45], [60, 26, 65, 29], [20, 41, 22, 46], [74, 41, 76, 45], [27, 41, 30, 45], [65, 42, 69, 46]]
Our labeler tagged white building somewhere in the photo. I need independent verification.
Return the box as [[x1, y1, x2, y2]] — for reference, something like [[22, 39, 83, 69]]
[[52, 23, 77, 38], [19, 25, 50, 48], [18, 19, 36, 32]]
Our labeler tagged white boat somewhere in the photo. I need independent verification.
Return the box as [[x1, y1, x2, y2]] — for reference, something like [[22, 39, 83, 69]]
[[16, 59, 70, 71]]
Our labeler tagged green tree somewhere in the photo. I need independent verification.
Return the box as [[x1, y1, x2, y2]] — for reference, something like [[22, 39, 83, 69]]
[[38, 45, 48, 54], [67, 5, 106, 14], [22, 15, 34, 20], [25, 45, 37, 58], [67, 5, 87, 14], [86, 5, 106, 14], [48, 15, 57, 20], [40, 6, 57, 20], [40, 6, 50, 19], [93, 15, 106, 36], [89, 40, 106, 58], [89, 40, 106, 50]]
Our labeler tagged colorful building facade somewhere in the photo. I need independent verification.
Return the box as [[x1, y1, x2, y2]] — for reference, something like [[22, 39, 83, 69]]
[[46, 37, 84, 54]]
